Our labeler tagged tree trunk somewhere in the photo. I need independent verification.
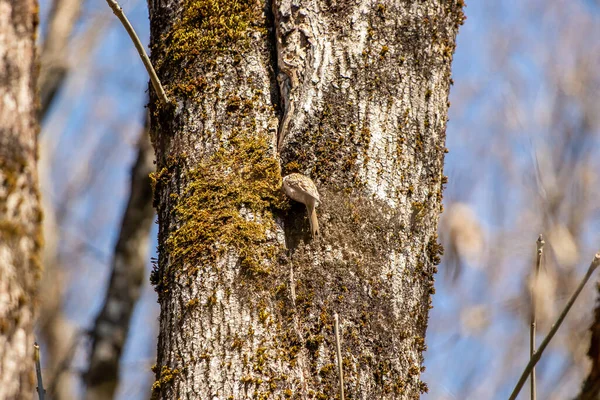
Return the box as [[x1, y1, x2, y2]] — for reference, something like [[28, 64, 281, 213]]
[[148, 0, 463, 398], [85, 126, 155, 400], [0, 0, 42, 398]]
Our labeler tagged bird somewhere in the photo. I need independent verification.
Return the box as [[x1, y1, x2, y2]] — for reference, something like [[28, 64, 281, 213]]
[[282, 173, 320, 238]]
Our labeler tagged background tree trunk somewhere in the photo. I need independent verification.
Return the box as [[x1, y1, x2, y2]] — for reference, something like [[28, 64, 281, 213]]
[[36, 2, 82, 397], [85, 125, 155, 400], [148, 0, 463, 398], [0, 0, 42, 398]]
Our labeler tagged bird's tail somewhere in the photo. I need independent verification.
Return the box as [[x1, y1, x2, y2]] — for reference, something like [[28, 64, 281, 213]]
[[307, 204, 319, 238]]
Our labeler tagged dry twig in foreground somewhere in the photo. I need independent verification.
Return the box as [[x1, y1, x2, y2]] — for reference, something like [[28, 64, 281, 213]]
[[34, 342, 46, 400], [529, 234, 545, 400], [104, 0, 168, 104], [509, 252, 600, 400]]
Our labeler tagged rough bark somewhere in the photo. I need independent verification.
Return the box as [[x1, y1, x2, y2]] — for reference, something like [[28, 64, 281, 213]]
[[0, 0, 42, 398], [85, 127, 155, 400], [148, 0, 463, 398]]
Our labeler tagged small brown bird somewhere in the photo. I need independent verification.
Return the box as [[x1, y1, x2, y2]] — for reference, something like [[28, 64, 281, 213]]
[[282, 173, 320, 237]]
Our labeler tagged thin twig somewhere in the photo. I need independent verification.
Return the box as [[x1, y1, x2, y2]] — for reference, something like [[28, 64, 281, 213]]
[[34, 342, 46, 400], [509, 252, 600, 400], [104, 0, 169, 105], [529, 234, 544, 400], [334, 312, 345, 400]]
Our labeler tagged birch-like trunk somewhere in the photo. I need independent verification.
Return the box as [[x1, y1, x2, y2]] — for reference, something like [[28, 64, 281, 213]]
[[148, 0, 463, 398], [0, 0, 42, 398]]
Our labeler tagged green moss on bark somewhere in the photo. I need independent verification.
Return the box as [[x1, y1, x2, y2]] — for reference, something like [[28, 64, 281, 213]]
[[151, 132, 284, 292], [152, 0, 266, 99]]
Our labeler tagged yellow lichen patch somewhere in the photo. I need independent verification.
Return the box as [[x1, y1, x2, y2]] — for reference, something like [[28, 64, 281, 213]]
[[151, 365, 181, 393]]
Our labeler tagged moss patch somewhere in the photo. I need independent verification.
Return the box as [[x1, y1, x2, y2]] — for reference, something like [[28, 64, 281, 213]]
[[153, 0, 266, 99], [151, 365, 181, 396], [151, 132, 284, 291], [164, 0, 262, 56]]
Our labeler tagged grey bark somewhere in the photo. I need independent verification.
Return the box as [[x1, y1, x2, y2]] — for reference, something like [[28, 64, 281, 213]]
[[148, 0, 463, 398], [85, 126, 155, 400], [0, 0, 43, 398]]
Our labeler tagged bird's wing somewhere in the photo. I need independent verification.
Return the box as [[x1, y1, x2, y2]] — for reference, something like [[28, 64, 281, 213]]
[[295, 179, 320, 203]]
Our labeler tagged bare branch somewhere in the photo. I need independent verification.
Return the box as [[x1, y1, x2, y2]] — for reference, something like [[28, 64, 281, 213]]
[[34, 343, 46, 400], [509, 252, 600, 400], [529, 234, 544, 400], [104, 0, 169, 104]]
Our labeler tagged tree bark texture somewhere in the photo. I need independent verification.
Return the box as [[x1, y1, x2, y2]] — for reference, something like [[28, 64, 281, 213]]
[[148, 0, 463, 399], [0, 0, 42, 398], [85, 127, 155, 400]]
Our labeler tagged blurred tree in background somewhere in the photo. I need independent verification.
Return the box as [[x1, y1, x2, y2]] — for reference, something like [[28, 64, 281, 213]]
[[0, 0, 43, 397]]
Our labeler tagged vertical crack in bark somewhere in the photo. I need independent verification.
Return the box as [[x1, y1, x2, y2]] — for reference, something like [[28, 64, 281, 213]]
[[271, 0, 300, 153], [266, 0, 283, 154]]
